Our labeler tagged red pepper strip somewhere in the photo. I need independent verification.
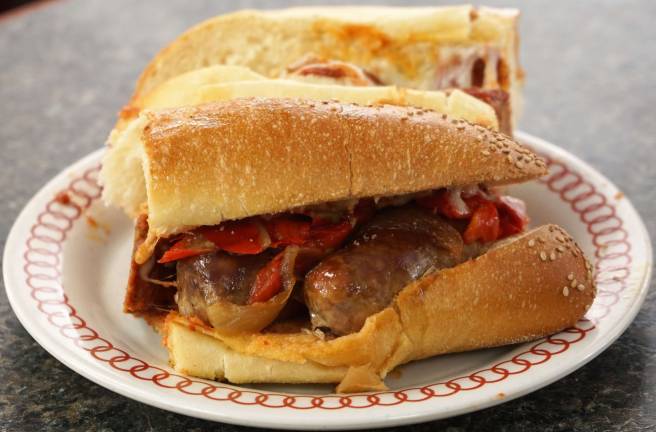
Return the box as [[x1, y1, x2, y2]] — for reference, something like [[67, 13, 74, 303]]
[[497, 195, 529, 237], [248, 252, 285, 304], [417, 189, 471, 219], [199, 219, 269, 254], [463, 201, 500, 244], [158, 239, 213, 263], [306, 219, 354, 250], [265, 215, 311, 247]]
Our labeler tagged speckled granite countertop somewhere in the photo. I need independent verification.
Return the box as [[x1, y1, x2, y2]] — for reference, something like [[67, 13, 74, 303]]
[[1, 0, 654, 430]]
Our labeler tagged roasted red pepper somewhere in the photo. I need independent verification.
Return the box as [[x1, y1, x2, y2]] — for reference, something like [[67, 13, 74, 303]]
[[497, 195, 529, 237], [158, 238, 213, 263], [248, 252, 284, 304], [307, 219, 354, 251], [416, 189, 471, 219], [199, 219, 270, 255], [417, 188, 527, 244], [265, 215, 311, 247], [463, 201, 500, 244]]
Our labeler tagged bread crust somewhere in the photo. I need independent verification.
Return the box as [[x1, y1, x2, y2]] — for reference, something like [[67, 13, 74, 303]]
[[134, 97, 545, 245], [164, 224, 596, 392], [101, 68, 501, 220]]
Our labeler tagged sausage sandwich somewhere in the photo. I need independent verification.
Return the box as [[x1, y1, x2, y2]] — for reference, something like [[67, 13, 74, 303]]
[[102, 97, 595, 392]]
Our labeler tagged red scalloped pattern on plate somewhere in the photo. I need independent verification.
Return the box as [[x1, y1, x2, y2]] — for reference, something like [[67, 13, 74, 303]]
[[22, 156, 630, 409]]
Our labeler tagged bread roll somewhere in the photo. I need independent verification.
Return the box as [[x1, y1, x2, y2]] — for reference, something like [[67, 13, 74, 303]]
[[164, 224, 595, 392], [102, 67, 500, 219], [101, 97, 546, 263]]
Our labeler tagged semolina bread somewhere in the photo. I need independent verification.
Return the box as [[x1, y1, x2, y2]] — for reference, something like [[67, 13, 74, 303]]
[[102, 67, 501, 220]]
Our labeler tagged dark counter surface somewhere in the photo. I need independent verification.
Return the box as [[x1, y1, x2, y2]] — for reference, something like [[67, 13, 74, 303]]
[[1, 0, 654, 430]]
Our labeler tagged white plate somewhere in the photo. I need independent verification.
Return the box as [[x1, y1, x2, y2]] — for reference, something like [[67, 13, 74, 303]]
[[4, 132, 652, 430]]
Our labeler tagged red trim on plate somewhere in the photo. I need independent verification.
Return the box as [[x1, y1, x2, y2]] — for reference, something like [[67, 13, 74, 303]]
[[21, 156, 631, 409], [538, 157, 631, 322]]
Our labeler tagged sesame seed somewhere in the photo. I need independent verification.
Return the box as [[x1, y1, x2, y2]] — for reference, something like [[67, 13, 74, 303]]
[[570, 280, 578, 288], [549, 252, 556, 261], [502, 148, 511, 154], [567, 273, 574, 281], [507, 155, 514, 163], [537, 237, 546, 244], [528, 239, 536, 247], [540, 251, 547, 261], [482, 150, 490, 156], [563, 286, 570, 297], [515, 161, 523, 169], [577, 284, 585, 291], [557, 246, 565, 252]]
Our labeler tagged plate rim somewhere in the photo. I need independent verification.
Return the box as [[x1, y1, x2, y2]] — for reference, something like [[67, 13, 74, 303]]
[[3, 132, 653, 429]]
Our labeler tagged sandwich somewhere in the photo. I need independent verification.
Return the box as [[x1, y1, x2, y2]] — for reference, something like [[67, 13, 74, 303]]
[[102, 97, 595, 393], [123, 5, 521, 132], [100, 6, 596, 393]]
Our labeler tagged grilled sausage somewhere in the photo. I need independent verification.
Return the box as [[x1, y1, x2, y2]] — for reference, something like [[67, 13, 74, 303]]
[[304, 206, 464, 335], [176, 251, 274, 323]]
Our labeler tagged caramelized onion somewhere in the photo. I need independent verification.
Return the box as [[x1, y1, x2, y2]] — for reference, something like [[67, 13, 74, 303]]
[[180, 246, 300, 334], [138, 256, 178, 288]]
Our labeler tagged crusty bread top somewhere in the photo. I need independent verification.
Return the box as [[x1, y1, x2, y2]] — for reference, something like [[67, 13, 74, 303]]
[[132, 6, 520, 107], [100, 68, 501, 221], [138, 97, 545, 242]]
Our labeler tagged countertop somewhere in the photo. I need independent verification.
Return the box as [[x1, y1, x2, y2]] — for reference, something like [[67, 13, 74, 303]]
[[1, 0, 654, 430]]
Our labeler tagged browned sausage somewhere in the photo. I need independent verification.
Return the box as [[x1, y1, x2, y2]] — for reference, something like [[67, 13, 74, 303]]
[[303, 206, 464, 336], [176, 251, 275, 323]]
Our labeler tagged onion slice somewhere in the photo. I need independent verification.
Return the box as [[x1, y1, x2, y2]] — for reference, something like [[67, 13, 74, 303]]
[[138, 256, 178, 288], [203, 246, 299, 334]]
